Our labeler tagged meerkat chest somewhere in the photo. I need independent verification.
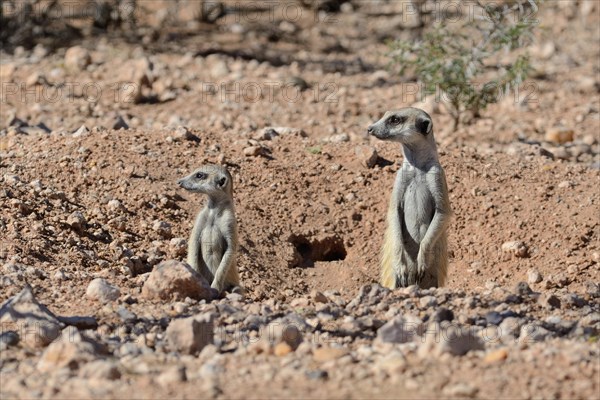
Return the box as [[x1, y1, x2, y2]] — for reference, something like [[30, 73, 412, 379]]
[[200, 212, 227, 271], [402, 172, 435, 241]]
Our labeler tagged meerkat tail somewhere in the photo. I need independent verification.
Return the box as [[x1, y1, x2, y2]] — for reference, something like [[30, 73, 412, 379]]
[[380, 221, 397, 289], [436, 235, 448, 287]]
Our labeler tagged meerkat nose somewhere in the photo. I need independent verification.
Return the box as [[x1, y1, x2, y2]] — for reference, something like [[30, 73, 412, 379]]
[[367, 125, 374, 135], [177, 179, 184, 186]]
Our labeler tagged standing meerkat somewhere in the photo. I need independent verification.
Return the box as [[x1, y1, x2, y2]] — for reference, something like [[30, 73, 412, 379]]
[[178, 165, 242, 294], [368, 107, 452, 289]]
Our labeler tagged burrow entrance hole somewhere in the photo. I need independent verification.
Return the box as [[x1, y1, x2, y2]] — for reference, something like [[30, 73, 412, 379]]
[[289, 234, 347, 268]]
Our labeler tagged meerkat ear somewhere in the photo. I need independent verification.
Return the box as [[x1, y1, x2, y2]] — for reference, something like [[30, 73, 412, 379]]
[[217, 176, 227, 187], [415, 117, 431, 135]]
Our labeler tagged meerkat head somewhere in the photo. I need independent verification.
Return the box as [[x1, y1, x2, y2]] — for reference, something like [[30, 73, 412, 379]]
[[178, 165, 233, 199], [367, 107, 433, 145]]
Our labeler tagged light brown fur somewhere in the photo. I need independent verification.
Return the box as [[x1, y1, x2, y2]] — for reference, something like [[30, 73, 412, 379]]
[[368, 107, 452, 289], [178, 165, 242, 294]]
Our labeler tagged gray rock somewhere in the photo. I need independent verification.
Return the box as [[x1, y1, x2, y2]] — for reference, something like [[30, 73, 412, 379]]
[[172, 126, 198, 141], [156, 366, 187, 386], [485, 311, 503, 326], [514, 281, 533, 296], [269, 317, 305, 350], [501, 241, 529, 258], [79, 360, 121, 380], [86, 278, 120, 303], [538, 293, 561, 309], [420, 323, 485, 357], [377, 315, 421, 344], [419, 295, 438, 308], [57, 315, 98, 330], [117, 306, 137, 323], [64, 46, 92, 72], [0, 331, 19, 350], [142, 260, 215, 301], [166, 313, 214, 355], [519, 323, 551, 343], [431, 307, 454, 323], [527, 268, 543, 284], [355, 145, 378, 168], [0, 286, 62, 347], [38, 327, 108, 372], [73, 125, 90, 137], [152, 220, 172, 238], [67, 211, 86, 233], [441, 326, 485, 356]]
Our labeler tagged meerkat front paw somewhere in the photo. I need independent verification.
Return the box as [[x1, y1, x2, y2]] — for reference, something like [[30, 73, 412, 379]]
[[417, 249, 429, 282]]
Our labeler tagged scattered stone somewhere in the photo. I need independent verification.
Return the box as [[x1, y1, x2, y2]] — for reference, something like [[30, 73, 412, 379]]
[[26, 72, 45, 87], [113, 115, 129, 130], [210, 59, 230, 79], [0, 286, 62, 347], [166, 314, 214, 355], [169, 238, 187, 258], [259, 127, 306, 139], [86, 279, 120, 303], [484, 348, 509, 363], [117, 57, 153, 104], [156, 366, 187, 386], [545, 127, 574, 144], [67, 211, 86, 233], [527, 268, 543, 284], [65, 46, 92, 72], [501, 241, 529, 258], [420, 324, 485, 357], [0, 331, 20, 350], [271, 319, 304, 350], [274, 342, 294, 356], [0, 63, 16, 81], [419, 295, 438, 308], [326, 133, 350, 143], [142, 260, 215, 301], [311, 290, 329, 304], [313, 346, 349, 362], [172, 126, 198, 141], [153, 220, 172, 238], [519, 323, 551, 343], [287, 76, 309, 91], [376, 355, 407, 375], [485, 311, 503, 326], [431, 307, 454, 323], [107, 199, 125, 212], [443, 383, 479, 398], [117, 306, 137, 323], [57, 315, 98, 330], [243, 145, 266, 157], [79, 360, 121, 380], [37, 327, 107, 372], [73, 125, 90, 137], [306, 370, 328, 380], [550, 147, 571, 160], [377, 315, 421, 344], [355, 145, 378, 168], [514, 282, 533, 296], [538, 293, 561, 309]]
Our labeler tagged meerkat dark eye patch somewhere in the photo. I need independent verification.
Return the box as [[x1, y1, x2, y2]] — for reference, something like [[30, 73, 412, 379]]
[[415, 117, 431, 135], [195, 172, 207, 180], [388, 115, 406, 126], [217, 177, 227, 187]]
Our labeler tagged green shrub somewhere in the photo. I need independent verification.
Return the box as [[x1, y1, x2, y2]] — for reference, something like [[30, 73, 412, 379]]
[[390, 0, 539, 128]]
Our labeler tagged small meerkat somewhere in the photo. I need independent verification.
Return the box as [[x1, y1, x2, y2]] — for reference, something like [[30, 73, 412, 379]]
[[177, 165, 241, 294], [368, 107, 452, 289]]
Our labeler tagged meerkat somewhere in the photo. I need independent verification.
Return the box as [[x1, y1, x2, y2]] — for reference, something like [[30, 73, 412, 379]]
[[177, 165, 242, 294], [367, 107, 452, 289]]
